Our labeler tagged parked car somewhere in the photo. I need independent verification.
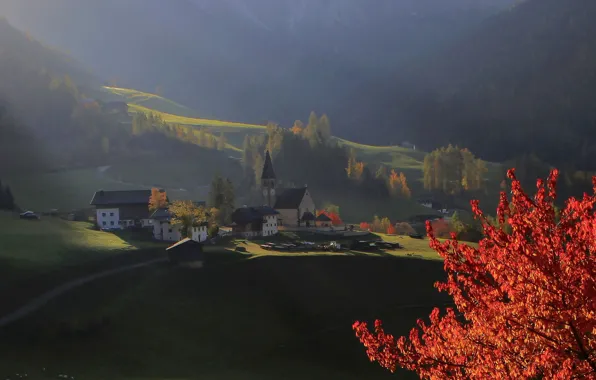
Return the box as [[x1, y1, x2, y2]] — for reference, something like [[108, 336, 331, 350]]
[[19, 211, 40, 220]]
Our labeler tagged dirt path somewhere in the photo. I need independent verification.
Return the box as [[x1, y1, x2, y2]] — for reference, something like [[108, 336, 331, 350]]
[[0, 258, 166, 328]]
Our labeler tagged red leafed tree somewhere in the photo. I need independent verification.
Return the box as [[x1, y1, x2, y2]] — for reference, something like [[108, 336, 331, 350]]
[[353, 169, 596, 379], [429, 218, 452, 239], [386, 224, 396, 235], [360, 222, 371, 231]]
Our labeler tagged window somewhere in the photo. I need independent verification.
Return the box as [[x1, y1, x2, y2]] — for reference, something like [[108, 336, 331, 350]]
[[110, 221, 115, 226], [168, 229, 172, 233], [102, 212, 106, 217], [110, 212, 114, 216], [102, 221, 106, 226]]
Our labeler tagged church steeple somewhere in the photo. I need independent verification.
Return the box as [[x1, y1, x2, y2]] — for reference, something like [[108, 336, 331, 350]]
[[261, 150, 276, 207], [261, 150, 276, 181]]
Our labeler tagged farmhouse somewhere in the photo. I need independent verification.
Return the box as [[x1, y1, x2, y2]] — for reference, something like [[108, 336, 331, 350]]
[[230, 206, 279, 237], [150, 204, 209, 243], [90, 189, 153, 229], [260, 150, 317, 227]]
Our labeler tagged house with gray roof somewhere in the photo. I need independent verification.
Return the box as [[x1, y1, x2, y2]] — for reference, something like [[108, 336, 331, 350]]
[[90, 189, 153, 229], [231, 205, 279, 237]]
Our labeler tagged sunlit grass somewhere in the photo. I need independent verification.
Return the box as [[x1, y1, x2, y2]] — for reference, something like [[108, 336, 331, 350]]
[[219, 234, 458, 261], [128, 104, 267, 131], [0, 212, 138, 270], [102, 86, 199, 118]]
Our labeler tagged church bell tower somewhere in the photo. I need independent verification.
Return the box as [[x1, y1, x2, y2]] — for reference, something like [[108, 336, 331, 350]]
[[261, 150, 277, 207]]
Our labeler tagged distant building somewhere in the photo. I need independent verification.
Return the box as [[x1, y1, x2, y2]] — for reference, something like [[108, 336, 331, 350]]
[[90, 189, 152, 229], [402, 141, 416, 150], [316, 213, 332, 228], [150, 204, 209, 243], [231, 205, 279, 237], [417, 198, 442, 210], [166, 238, 204, 266], [260, 150, 317, 227]]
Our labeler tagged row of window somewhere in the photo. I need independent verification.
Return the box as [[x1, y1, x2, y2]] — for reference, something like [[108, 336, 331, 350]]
[[101, 212, 115, 217]]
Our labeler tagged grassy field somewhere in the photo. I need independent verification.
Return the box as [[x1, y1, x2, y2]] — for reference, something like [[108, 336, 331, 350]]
[[100, 86, 200, 118], [0, 252, 450, 379], [0, 211, 166, 314]]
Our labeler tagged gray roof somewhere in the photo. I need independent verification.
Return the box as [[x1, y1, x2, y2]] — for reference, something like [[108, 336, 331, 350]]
[[301, 211, 316, 221], [166, 237, 202, 251], [231, 206, 279, 225], [150, 208, 172, 221], [90, 190, 151, 206], [273, 187, 307, 209], [261, 150, 276, 180], [316, 213, 332, 222]]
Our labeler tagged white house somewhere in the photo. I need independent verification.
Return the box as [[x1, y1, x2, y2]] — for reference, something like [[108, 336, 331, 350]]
[[150, 207, 209, 243], [191, 223, 209, 242], [230, 206, 279, 238], [90, 189, 152, 229]]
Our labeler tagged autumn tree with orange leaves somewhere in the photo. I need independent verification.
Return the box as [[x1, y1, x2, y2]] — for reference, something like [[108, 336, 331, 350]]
[[353, 168, 596, 379], [148, 188, 168, 212], [388, 170, 411, 198]]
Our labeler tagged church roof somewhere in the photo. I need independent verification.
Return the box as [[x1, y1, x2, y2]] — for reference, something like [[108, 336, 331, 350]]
[[301, 211, 316, 221], [274, 187, 308, 209], [261, 150, 276, 180]]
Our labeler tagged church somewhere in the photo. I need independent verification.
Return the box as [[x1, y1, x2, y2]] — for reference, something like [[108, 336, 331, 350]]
[[261, 151, 317, 227]]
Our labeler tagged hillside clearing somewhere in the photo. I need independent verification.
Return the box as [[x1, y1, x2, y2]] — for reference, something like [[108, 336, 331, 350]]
[[128, 104, 267, 131], [100, 86, 199, 118]]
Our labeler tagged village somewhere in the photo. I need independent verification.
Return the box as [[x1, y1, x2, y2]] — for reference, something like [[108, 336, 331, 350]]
[[87, 150, 430, 264]]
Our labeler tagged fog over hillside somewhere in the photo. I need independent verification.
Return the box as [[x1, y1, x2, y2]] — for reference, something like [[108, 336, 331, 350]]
[[0, 0, 515, 144]]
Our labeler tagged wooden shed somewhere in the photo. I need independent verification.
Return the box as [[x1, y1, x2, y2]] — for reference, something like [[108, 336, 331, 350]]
[[166, 238, 204, 266]]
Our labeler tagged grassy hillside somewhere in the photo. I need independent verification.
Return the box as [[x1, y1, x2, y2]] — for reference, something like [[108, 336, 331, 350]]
[[0, 254, 449, 379], [5, 167, 210, 212], [0, 211, 165, 313], [98, 86, 427, 171]]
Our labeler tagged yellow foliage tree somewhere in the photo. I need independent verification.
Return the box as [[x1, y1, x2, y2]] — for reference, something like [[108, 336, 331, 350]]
[[169, 200, 207, 238]]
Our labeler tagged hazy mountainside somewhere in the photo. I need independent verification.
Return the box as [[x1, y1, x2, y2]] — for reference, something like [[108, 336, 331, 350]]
[[381, 0, 596, 168], [0, 0, 514, 143]]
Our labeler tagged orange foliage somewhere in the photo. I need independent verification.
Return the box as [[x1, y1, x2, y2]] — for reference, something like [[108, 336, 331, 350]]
[[353, 169, 596, 378], [148, 188, 168, 212], [386, 224, 396, 235], [360, 222, 371, 231], [290, 125, 303, 135]]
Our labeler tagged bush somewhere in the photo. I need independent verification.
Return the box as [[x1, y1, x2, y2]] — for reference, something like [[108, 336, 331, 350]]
[[394, 222, 416, 236]]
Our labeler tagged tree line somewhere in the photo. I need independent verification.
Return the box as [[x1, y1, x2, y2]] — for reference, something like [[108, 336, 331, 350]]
[[423, 145, 487, 194], [0, 179, 15, 211]]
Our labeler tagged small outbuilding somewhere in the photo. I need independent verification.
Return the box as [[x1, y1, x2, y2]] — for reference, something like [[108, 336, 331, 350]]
[[166, 238, 204, 266], [316, 213, 332, 228]]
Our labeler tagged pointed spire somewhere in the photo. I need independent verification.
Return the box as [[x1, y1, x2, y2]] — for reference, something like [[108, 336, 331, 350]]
[[261, 150, 276, 180]]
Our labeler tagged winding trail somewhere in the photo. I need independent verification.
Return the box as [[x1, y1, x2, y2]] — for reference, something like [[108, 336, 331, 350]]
[[0, 258, 166, 328]]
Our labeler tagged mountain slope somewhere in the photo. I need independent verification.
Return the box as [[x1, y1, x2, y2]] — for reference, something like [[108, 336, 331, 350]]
[[0, 0, 515, 142], [386, 0, 596, 168]]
